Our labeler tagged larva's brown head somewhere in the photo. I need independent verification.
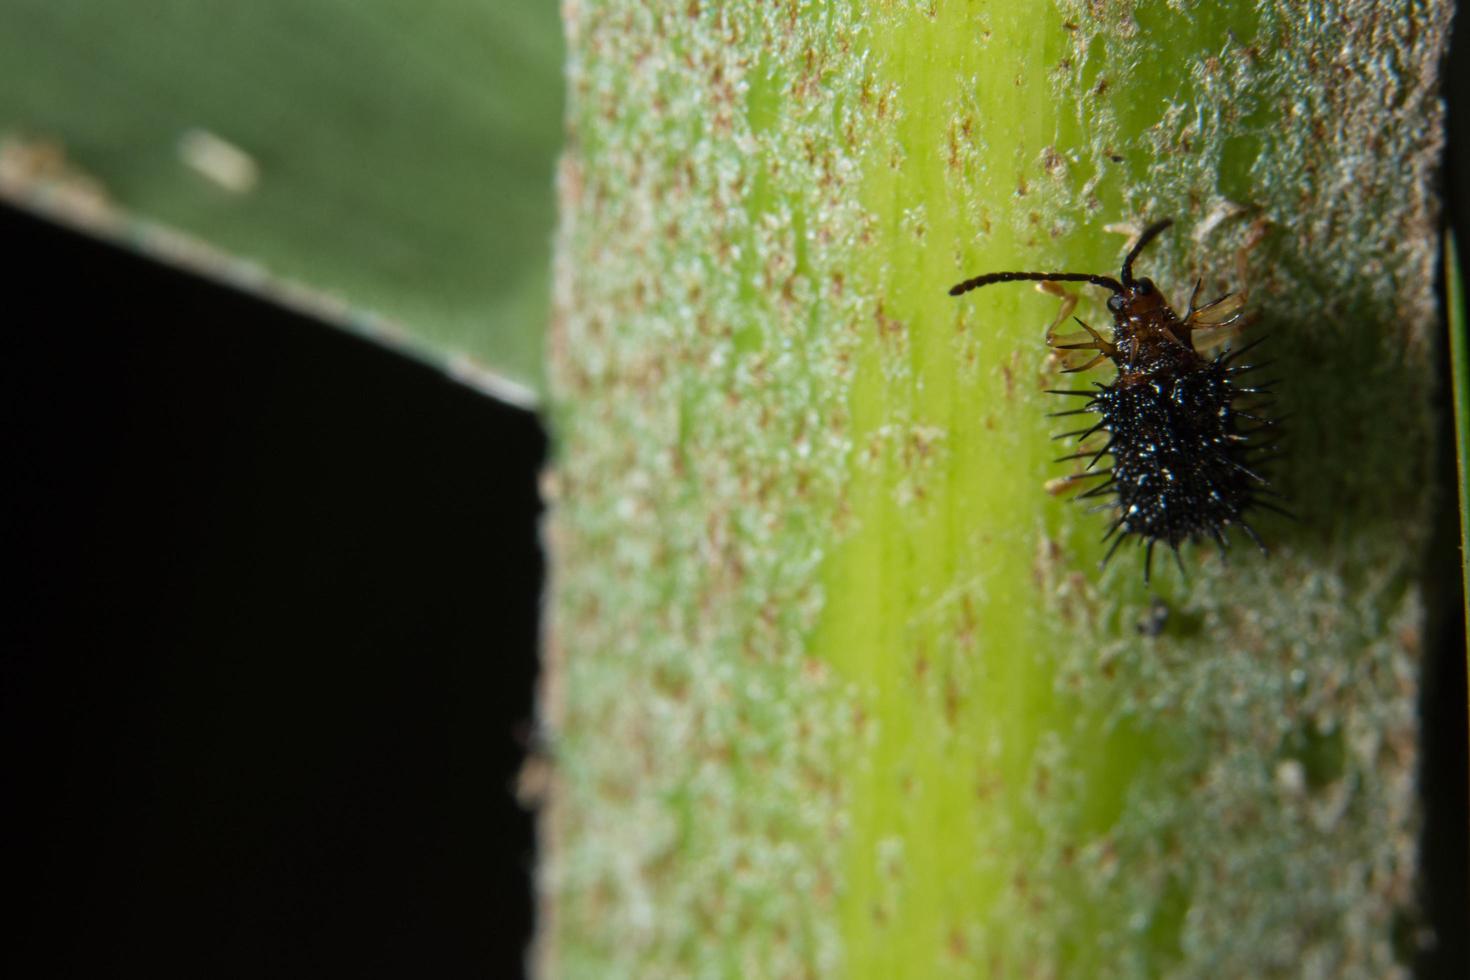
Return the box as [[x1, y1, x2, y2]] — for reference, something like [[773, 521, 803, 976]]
[[1106, 219, 1174, 320], [1107, 277, 1170, 318]]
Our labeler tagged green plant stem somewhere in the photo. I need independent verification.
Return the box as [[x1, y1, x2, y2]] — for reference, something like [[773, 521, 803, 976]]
[[541, 2, 1451, 976]]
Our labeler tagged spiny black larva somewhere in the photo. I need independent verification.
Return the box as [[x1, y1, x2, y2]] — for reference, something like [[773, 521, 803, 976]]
[[948, 219, 1288, 582]]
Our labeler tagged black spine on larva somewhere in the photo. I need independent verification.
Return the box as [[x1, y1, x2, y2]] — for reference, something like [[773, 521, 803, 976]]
[[1082, 349, 1269, 558]]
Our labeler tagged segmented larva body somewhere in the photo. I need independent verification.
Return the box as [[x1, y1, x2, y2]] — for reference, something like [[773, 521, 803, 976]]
[[949, 220, 1284, 580]]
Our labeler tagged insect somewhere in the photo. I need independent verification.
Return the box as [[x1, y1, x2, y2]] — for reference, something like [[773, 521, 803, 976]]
[[948, 219, 1284, 581]]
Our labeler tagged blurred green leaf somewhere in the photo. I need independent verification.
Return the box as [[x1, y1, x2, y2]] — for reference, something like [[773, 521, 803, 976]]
[[0, 1, 563, 401]]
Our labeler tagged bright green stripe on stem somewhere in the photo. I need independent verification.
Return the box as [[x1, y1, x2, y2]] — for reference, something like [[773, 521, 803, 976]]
[[820, 6, 1174, 972]]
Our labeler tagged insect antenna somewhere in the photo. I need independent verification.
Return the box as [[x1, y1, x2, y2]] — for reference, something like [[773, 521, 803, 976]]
[[1121, 219, 1174, 285], [947, 270, 1124, 298]]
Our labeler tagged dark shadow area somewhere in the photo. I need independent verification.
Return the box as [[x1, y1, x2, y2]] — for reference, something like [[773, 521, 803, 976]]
[[1, 203, 544, 978], [1419, 13, 1468, 980]]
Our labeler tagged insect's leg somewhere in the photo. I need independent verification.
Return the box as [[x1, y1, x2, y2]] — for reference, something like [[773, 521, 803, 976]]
[[1186, 278, 1204, 316], [1232, 217, 1270, 305], [1039, 279, 1117, 373], [1215, 223, 1270, 341], [1054, 316, 1119, 373], [1054, 317, 1117, 352], [1036, 280, 1078, 349], [1185, 217, 1270, 344], [1187, 297, 1248, 348], [1041, 282, 1119, 371], [1060, 351, 1110, 374], [1039, 281, 1104, 373]]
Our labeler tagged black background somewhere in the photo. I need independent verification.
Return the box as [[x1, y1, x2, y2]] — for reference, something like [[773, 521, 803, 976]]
[[3, 203, 544, 977]]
